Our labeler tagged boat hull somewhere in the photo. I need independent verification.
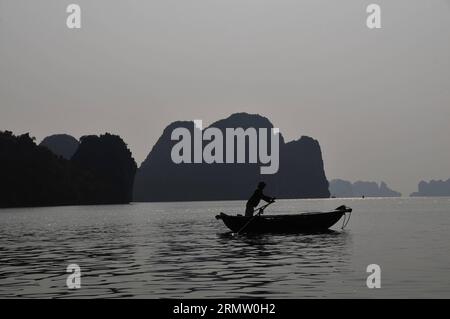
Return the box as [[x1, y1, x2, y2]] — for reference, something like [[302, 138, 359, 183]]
[[215, 208, 351, 234]]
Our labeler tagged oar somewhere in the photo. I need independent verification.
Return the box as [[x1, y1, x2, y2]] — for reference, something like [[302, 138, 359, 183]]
[[233, 200, 275, 236]]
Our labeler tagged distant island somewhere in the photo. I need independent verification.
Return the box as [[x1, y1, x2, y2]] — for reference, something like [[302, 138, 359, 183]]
[[0, 131, 137, 208], [410, 179, 450, 197], [329, 179, 401, 198], [40, 134, 79, 160], [133, 113, 330, 202]]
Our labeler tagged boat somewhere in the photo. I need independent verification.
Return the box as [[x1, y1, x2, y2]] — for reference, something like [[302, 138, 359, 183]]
[[215, 205, 352, 234]]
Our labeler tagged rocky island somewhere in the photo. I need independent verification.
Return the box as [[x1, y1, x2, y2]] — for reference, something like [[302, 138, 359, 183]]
[[329, 179, 401, 198], [410, 179, 450, 197], [133, 113, 330, 202], [0, 131, 137, 208]]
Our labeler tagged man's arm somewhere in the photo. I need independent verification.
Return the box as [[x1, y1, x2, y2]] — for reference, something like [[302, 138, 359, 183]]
[[261, 193, 275, 202]]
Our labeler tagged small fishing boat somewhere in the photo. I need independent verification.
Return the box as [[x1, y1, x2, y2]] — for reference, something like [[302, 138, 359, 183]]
[[215, 205, 352, 234]]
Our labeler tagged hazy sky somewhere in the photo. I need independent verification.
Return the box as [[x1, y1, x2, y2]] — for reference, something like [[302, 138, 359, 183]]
[[1, 0, 450, 195]]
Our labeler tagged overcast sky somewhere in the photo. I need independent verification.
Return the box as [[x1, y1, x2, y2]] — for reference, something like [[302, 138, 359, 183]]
[[1, 0, 449, 195]]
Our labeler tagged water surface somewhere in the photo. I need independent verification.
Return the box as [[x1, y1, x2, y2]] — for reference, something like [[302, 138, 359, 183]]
[[1, 198, 449, 298]]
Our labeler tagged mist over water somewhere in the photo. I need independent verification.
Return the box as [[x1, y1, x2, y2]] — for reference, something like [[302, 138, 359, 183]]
[[1, 197, 450, 298]]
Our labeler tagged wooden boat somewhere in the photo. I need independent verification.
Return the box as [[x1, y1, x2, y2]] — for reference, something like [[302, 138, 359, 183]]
[[215, 206, 352, 234]]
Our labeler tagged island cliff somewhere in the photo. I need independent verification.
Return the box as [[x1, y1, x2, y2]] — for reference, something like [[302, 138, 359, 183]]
[[133, 113, 330, 202]]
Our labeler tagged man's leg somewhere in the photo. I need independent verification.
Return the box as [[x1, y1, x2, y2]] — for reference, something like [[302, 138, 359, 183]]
[[245, 205, 254, 217]]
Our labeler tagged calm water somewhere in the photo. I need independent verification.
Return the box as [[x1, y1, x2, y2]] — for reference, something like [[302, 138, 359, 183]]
[[1, 198, 450, 298]]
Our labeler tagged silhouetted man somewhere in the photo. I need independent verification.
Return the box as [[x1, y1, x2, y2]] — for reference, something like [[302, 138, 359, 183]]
[[245, 182, 275, 217]]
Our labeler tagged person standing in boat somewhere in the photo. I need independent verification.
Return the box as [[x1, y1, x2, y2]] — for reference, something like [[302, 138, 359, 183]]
[[245, 182, 275, 217]]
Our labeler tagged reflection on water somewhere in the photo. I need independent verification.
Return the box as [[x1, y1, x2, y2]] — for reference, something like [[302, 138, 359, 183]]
[[1, 198, 450, 298], [211, 231, 351, 298]]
